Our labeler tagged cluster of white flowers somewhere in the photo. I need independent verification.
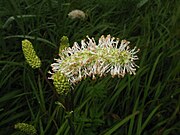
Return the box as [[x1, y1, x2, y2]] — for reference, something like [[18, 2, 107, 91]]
[[49, 35, 139, 85]]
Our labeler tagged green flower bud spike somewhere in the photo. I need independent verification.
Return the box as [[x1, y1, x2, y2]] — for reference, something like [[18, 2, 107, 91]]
[[59, 36, 70, 54], [15, 122, 37, 135], [22, 39, 41, 69], [51, 71, 71, 95]]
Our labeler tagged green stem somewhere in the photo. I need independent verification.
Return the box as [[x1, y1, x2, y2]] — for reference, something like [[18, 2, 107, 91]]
[[38, 68, 59, 98], [68, 89, 75, 135]]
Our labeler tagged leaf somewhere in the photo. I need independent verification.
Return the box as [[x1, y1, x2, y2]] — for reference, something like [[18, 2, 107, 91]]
[[101, 111, 139, 135]]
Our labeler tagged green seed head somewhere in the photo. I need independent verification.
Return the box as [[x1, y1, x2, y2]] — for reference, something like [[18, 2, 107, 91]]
[[59, 36, 70, 54], [52, 71, 71, 95], [22, 39, 41, 69], [14, 123, 37, 135]]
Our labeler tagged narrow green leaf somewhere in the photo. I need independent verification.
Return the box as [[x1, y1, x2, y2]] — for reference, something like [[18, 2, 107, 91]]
[[141, 105, 161, 132], [102, 111, 139, 135]]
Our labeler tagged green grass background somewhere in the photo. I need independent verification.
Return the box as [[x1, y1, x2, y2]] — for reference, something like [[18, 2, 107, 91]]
[[0, 0, 179, 134]]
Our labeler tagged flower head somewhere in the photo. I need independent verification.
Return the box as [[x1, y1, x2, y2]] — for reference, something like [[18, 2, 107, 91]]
[[68, 9, 86, 20], [51, 71, 71, 95], [59, 36, 70, 54], [15, 122, 37, 135], [50, 35, 139, 85], [22, 39, 41, 69]]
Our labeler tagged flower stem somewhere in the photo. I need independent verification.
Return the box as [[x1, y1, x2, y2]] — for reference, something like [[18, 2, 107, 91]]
[[38, 68, 59, 98]]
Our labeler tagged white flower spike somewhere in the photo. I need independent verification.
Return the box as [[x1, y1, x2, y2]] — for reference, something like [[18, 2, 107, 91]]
[[50, 35, 140, 85]]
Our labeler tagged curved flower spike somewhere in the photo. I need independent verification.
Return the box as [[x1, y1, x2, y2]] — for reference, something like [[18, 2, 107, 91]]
[[22, 39, 41, 69], [50, 35, 140, 85]]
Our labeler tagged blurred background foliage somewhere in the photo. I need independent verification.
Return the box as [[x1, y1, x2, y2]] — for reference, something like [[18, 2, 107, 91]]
[[0, 0, 179, 134]]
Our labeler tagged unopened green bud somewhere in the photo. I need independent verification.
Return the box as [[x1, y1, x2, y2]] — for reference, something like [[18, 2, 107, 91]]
[[15, 123, 37, 135], [52, 71, 71, 95], [59, 36, 70, 54], [22, 39, 41, 69]]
